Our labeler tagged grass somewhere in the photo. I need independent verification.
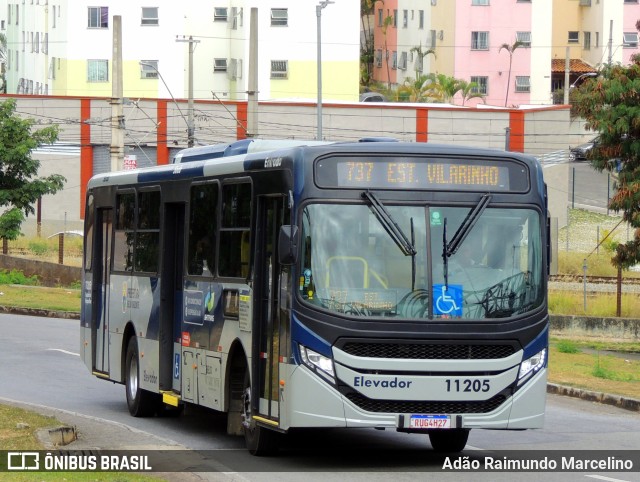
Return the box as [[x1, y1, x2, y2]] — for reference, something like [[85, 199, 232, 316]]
[[0, 406, 166, 481], [548, 290, 640, 318], [0, 285, 81, 313], [549, 338, 640, 400]]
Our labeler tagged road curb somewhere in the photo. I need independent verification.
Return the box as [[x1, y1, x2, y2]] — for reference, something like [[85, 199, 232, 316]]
[[0, 306, 79, 319], [547, 382, 640, 412]]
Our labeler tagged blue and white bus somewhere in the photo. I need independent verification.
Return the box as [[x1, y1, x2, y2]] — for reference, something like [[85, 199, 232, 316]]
[[81, 140, 549, 455]]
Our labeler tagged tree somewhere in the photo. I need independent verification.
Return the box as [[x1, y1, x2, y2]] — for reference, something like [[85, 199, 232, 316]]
[[570, 56, 640, 270], [0, 33, 7, 94], [410, 42, 436, 80], [428, 73, 462, 104], [0, 98, 65, 241], [499, 40, 525, 107], [360, 0, 379, 86], [458, 80, 486, 106], [397, 75, 442, 103]]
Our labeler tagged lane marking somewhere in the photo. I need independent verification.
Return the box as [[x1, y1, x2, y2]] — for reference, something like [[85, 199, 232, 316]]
[[586, 475, 633, 482], [46, 348, 80, 357]]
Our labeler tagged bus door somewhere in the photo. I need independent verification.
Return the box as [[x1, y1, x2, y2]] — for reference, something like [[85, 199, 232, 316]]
[[160, 203, 185, 393], [91, 208, 112, 375], [253, 195, 287, 423]]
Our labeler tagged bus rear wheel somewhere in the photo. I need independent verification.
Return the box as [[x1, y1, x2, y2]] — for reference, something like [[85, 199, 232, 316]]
[[125, 336, 157, 417], [241, 370, 278, 456], [428, 429, 470, 452]]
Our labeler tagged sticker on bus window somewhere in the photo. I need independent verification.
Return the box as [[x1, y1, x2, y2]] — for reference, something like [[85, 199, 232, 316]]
[[430, 211, 442, 226], [433, 284, 463, 317]]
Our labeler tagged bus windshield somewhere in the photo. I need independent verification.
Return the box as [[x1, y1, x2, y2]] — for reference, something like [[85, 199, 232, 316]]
[[299, 203, 544, 320]]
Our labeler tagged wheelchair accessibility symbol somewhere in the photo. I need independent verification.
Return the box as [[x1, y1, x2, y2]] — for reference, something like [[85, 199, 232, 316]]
[[433, 284, 463, 317]]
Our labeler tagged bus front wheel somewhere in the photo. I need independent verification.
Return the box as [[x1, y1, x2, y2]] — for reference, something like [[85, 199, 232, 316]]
[[428, 429, 470, 452], [241, 370, 278, 456], [125, 337, 157, 417]]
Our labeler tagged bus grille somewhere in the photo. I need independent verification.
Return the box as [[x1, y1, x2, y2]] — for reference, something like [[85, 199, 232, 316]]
[[345, 393, 507, 414], [341, 343, 515, 360]]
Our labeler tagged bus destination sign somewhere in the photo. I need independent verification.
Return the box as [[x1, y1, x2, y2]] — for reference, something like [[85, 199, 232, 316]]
[[316, 157, 528, 192]]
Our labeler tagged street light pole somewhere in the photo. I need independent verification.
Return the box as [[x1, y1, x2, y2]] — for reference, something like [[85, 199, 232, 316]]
[[316, 1, 334, 141], [570, 72, 597, 89]]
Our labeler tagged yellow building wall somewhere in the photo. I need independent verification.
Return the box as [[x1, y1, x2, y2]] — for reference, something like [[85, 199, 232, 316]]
[[52, 59, 163, 98], [552, 0, 583, 61], [269, 60, 359, 102], [431, 0, 456, 76]]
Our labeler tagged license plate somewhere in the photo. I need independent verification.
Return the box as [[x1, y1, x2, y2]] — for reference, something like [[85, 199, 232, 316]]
[[409, 415, 451, 429]]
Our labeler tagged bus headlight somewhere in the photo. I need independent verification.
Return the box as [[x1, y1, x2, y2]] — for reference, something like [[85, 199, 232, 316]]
[[300, 345, 335, 382], [518, 348, 546, 384]]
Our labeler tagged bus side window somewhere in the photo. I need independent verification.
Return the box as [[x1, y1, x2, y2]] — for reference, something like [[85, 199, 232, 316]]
[[188, 183, 218, 276], [219, 182, 251, 278], [135, 190, 161, 273], [113, 192, 135, 272]]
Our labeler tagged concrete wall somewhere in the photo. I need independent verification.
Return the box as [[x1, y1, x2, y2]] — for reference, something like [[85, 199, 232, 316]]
[[551, 314, 640, 341], [0, 255, 81, 287]]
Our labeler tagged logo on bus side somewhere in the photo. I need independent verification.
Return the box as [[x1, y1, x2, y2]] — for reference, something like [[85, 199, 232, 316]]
[[264, 157, 282, 168]]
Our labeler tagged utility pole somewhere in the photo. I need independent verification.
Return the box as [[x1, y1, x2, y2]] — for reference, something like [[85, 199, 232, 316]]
[[176, 36, 200, 147], [110, 15, 124, 171], [247, 8, 258, 138], [608, 20, 613, 66], [563, 47, 570, 105]]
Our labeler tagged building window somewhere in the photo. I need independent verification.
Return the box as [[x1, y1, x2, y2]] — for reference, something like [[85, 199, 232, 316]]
[[42, 32, 48, 54], [271, 60, 288, 79], [52, 6, 56, 28], [399, 51, 407, 70], [141, 7, 159, 26], [87, 60, 109, 82], [214, 7, 227, 22], [568, 31, 579, 43], [391, 51, 397, 69], [377, 9, 383, 27], [429, 30, 437, 48], [470, 76, 488, 95], [419, 10, 424, 29], [516, 31, 531, 48], [595, 32, 600, 48], [271, 8, 287, 27], [140, 60, 158, 79], [471, 31, 489, 50], [375, 49, 382, 68], [472, 0, 489, 5], [623, 32, 639, 48], [515, 76, 530, 93], [583, 31, 591, 50], [402, 10, 408, 28], [88, 6, 108, 28], [393, 9, 397, 28], [214, 58, 227, 72]]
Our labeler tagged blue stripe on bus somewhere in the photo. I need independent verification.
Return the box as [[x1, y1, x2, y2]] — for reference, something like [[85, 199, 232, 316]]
[[291, 314, 332, 363], [522, 323, 548, 360], [138, 165, 205, 183]]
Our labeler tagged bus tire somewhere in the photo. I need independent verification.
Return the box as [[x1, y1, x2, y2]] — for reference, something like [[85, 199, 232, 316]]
[[125, 336, 157, 417], [428, 429, 470, 453], [242, 370, 278, 456]]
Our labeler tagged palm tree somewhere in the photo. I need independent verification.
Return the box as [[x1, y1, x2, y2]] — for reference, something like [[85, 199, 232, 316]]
[[0, 33, 6, 94], [458, 80, 485, 106], [397, 74, 443, 103], [410, 42, 436, 80], [429, 73, 463, 104], [499, 40, 525, 107]]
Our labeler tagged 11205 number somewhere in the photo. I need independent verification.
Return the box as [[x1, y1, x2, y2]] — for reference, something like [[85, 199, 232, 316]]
[[445, 379, 490, 393]]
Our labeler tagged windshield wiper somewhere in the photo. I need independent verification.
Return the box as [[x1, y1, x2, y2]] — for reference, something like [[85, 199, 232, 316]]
[[361, 190, 417, 257], [442, 193, 492, 288]]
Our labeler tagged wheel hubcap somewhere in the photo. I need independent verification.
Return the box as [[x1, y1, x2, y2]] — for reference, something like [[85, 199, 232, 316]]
[[128, 356, 138, 399]]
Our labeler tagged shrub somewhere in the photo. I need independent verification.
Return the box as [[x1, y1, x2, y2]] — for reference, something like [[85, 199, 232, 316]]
[[0, 269, 39, 285]]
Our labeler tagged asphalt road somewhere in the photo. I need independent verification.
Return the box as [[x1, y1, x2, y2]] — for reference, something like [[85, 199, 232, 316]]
[[1, 314, 639, 481]]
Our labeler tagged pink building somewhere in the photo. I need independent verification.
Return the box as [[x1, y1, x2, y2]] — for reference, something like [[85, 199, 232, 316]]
[[370, 0, 640, 106]]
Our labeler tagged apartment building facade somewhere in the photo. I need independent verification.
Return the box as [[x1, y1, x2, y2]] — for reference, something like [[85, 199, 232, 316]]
[[0, 1, 360, 103], [371, 0, 640, 106]]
